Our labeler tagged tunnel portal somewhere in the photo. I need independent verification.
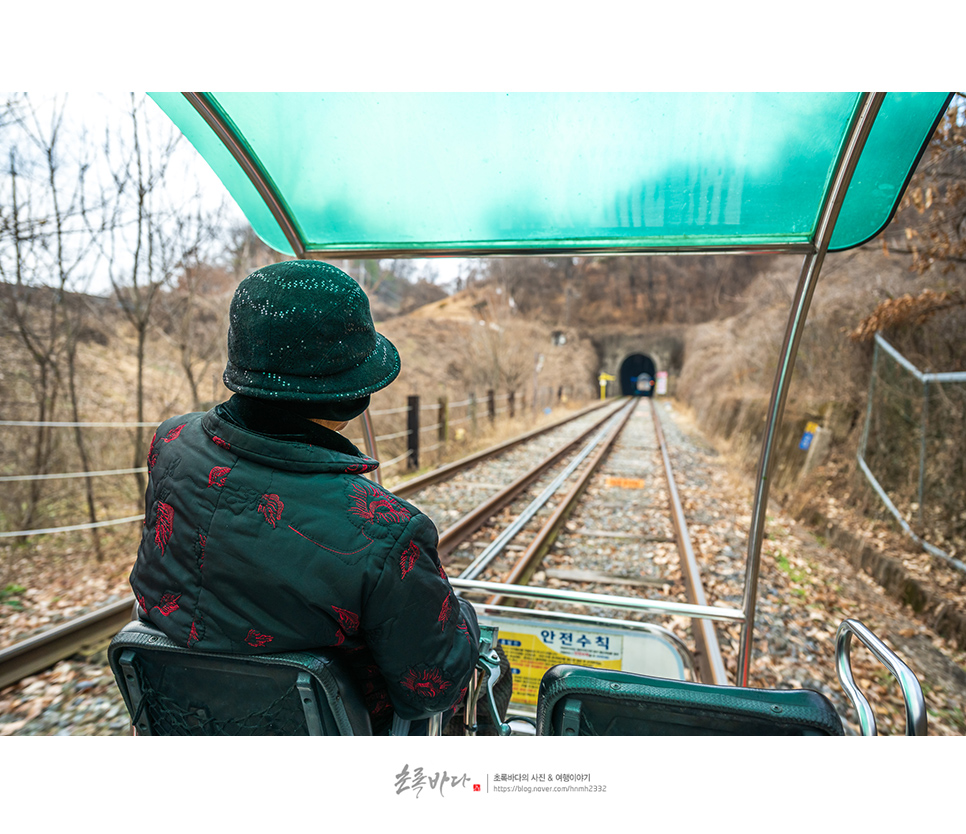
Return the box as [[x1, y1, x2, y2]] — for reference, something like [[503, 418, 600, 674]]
[[619, 353, 657, 397]]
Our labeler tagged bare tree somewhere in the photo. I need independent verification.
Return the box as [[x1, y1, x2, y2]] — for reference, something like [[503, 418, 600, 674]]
[[0, 94, 105, 553], [226, 223, 282, 281], [155, 229, 233, 411], [890, 95, 966, 274], [461, 286, 535, 395], [93, 94, 209, 491]]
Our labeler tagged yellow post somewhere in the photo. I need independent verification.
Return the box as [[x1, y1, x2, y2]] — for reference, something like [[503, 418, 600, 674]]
[[598, 373, 615, 400]]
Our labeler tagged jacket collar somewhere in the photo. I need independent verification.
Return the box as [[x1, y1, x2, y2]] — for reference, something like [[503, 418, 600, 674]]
[[202, 395, 380, 474]]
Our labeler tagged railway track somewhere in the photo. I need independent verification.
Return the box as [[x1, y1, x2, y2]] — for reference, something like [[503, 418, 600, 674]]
[[0, 395, 721, 697], [0, 599, 134, 691], [409, 396, 727, 684]]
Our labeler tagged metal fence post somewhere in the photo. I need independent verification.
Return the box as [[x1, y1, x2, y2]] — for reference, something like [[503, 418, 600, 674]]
[[487, 389, 495, 422], [470, 392, 477, 437], [918, 379, 929, 528], [407, 395, 420, 471], [858, 339, 880, 462], [508, 391, 515, 419]]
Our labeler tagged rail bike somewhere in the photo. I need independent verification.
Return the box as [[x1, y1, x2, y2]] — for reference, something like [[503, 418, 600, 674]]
[[108, 92, 953, 738]]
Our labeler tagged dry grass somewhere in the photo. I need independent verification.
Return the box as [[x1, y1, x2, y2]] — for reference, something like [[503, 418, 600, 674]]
[[0, 284, 598, 644]]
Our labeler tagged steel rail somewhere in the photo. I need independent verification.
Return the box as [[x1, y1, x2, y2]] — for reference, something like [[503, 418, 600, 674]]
[[463, 403, 632, 581], [483, 401, 636, 600], [480, 398, 728, 686], [737, 92, 886, 687], [650, 399, 728, 685], [390, 400, 619, 498], [0, 597, 135, 691], [435, 403, 627, 557], [0, 404, 622, 691], [182, 93, 307, 258]]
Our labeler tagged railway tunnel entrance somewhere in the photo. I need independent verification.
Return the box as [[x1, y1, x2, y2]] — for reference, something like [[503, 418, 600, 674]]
[[619, 353, 657, 397]]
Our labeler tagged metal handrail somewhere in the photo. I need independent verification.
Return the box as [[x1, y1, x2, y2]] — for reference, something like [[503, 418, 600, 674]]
[[835, 619, 927, 736], [450, 578, 745, 623]]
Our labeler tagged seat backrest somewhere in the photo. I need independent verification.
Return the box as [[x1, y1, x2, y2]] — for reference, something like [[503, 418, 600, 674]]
[[108, 620, 373, 736], [536, 665, 844, 736]]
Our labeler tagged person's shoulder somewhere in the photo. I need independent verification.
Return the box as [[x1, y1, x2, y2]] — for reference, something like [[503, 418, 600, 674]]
[[344, 477, 421, 516], [156, 411, 204, 430], [341, 476, 438, 537], [150, 412, 204, 443]]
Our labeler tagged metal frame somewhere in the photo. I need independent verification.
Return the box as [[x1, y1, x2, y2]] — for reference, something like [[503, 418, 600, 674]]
[[186, 91, 909, 691], [251, 243, 818, 260], [736, 93, 886, 686], [360, 410, 381, 485], [835, 618, 927, 735], [182, 93, 307, 258], [450, 578, 745, 623]]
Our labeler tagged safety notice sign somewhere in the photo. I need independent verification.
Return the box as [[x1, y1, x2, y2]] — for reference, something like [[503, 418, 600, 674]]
[[480, 614, 687, 708], [493, 621, 623, 707]]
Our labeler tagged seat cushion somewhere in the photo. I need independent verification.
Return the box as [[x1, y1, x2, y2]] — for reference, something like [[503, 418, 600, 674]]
[[536, 665, 844, 736]]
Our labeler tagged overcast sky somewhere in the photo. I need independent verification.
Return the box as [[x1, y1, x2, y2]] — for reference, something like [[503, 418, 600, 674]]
[[4, 91, 467, 294]]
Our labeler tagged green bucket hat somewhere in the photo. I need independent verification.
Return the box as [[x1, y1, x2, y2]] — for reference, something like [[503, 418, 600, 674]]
[[223, 260, 400, 405]]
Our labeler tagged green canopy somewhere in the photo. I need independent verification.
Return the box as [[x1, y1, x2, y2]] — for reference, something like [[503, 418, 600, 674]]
[[150, 92, 950, 258]]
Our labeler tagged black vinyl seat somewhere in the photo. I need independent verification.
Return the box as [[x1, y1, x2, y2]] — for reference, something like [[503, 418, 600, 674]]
[[108, 619, 373, 736], [536, 665, 844, 736]]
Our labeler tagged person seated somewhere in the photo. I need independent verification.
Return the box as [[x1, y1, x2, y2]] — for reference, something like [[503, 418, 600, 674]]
[[130, 260, 488, 734]]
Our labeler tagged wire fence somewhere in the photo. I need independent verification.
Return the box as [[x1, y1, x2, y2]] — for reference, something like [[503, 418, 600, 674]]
[[858, 333, 966, 573], [1, 385, 587, 541]]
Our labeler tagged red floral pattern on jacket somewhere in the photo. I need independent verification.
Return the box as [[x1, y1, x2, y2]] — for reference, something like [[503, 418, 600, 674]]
[[438, 594, 451, 630], [245, 629, 273, 648], [155, 502, 173, 556], [147, 433, 159, 471], [130, 410, 481, 732], [331, 605, 360, 635], [207, 466, 231, 488], [401, 666, 452, 699], [400, 540, 419, 579], [257, 494, 283, 527], [349, 481, 411, 525], [154, 592, 181, 616]]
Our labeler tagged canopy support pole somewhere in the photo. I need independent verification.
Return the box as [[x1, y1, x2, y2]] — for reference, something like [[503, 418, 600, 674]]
[[737, 93, 886, 687], [183, 93, 307, 258]]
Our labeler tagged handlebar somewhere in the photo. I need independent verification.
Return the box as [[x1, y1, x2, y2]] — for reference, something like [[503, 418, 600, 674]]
[[471, 624, 511, 736]]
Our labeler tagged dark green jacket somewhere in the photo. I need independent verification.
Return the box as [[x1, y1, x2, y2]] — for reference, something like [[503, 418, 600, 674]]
[[130, 396, 480, 729]]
